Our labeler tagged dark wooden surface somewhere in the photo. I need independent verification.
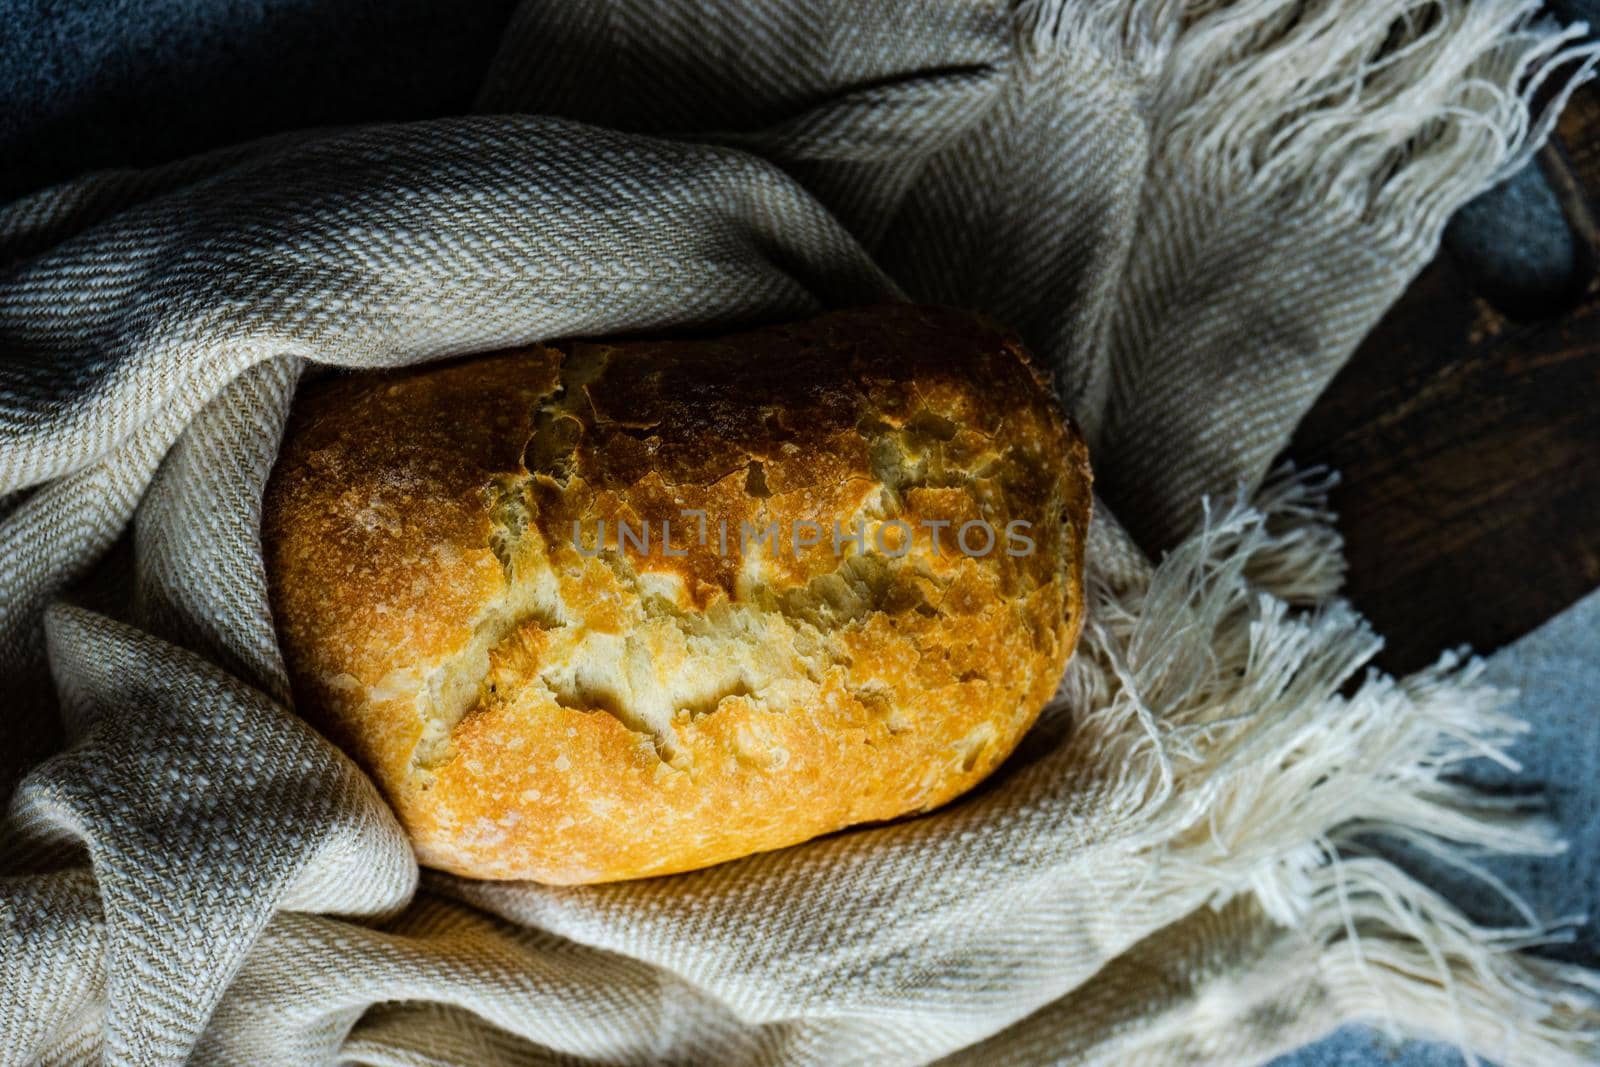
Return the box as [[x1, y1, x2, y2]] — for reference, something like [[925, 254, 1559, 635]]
[[1288, 86, 1600, 675]]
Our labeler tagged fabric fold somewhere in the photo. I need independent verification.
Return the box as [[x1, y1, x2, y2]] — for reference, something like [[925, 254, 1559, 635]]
[[1, 0, 1595, 1063]]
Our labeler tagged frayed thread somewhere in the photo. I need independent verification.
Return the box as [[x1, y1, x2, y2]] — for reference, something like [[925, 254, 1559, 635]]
[[1059, 464, 1597, 1065], [1013, 0, 1182, 78], [1016, 0, 1597, 242], [1153, 0, 1598, 238]]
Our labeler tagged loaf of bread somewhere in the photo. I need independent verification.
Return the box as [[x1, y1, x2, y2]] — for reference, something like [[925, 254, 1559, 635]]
[[263, 305, 1091, 883]]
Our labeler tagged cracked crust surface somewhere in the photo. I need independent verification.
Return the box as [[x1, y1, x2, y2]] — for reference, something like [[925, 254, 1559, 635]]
[[263, 305, 1091, 883]]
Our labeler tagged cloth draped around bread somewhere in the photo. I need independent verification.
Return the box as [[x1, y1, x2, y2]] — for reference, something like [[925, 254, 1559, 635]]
[[1, 0, 1596, 1063]]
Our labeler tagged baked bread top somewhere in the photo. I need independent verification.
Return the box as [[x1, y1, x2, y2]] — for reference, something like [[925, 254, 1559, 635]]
[[263, 305, 1091, 882]]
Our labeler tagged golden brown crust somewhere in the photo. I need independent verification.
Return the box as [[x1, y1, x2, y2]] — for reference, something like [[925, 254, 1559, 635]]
[[263, 305, 1091, 883]]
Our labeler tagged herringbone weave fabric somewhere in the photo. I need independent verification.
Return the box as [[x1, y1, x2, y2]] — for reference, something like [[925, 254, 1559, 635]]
[[2, 1, 1597, 1064]]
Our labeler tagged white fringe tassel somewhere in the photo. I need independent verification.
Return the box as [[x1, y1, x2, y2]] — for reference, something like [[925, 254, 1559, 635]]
[[1059, 467, 1597, 1065], [1019, 0, 1599, 240]]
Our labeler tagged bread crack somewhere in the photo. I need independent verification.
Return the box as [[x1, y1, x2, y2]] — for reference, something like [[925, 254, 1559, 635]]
[[417, 392, 1045, 777]]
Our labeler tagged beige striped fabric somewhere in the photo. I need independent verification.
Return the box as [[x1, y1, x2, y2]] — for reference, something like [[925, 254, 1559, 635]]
[[2, 1, 1597, 1064]]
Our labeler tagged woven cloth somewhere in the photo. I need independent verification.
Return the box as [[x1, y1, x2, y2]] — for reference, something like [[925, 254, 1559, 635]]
[[2, 1, 1597, 1063]]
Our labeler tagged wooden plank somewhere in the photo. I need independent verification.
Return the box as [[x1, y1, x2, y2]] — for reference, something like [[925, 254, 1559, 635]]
[[1288, 86, 1600, 675]]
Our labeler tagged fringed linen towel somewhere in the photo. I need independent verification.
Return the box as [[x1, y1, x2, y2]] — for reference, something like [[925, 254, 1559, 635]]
[[1, 0, 1596, 1063]]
